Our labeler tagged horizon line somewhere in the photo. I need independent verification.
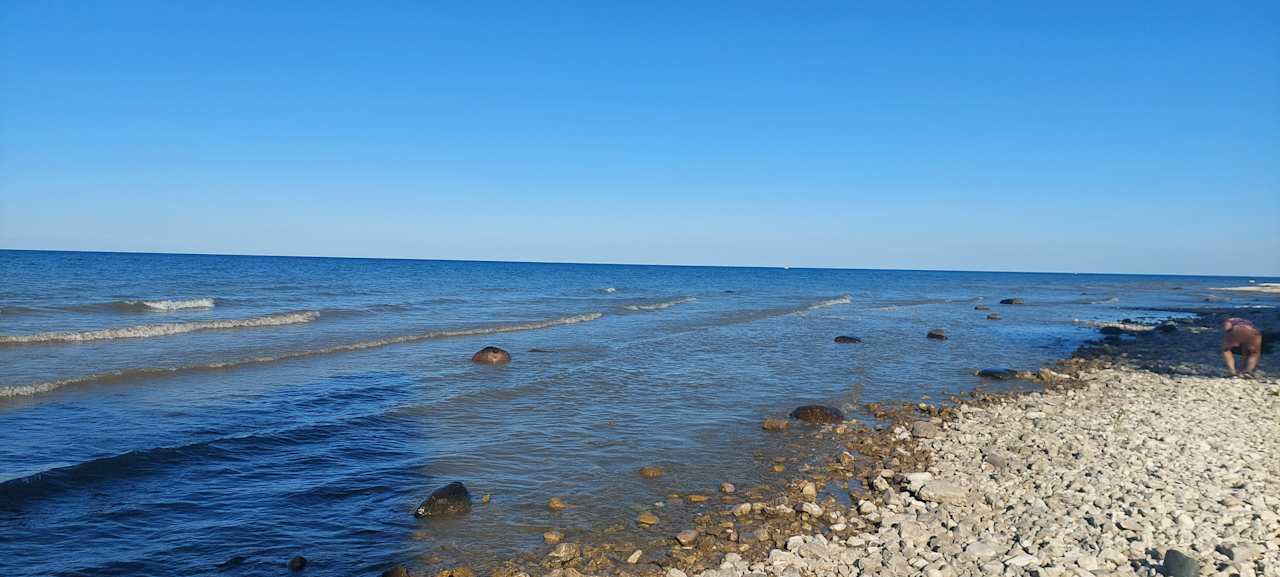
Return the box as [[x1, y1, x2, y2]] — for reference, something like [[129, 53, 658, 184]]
[[2, 247, 1275, 280]]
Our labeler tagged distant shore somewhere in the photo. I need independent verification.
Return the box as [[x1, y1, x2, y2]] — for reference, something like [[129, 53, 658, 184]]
[[414, 307, 1280, 577]]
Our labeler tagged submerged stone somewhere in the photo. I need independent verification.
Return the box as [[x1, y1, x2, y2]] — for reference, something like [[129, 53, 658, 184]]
[[976, 368, 1017, 380], [789, 405, 845, 423], [999, 298, 1024, 305], [926, 329, 947, 340], [833, 335, 862, 344], [415, 481, 472, 518]]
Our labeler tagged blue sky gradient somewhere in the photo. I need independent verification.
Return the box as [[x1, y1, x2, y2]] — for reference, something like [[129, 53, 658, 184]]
[[2, 2, 1277, 275]]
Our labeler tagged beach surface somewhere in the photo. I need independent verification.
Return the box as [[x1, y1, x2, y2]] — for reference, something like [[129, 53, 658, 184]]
[[1212, 284, 1280, 295], [515, 310, 1279, 577]]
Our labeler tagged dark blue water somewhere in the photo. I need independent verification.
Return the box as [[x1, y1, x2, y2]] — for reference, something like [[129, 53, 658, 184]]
[[2, 250, 1276, 576]]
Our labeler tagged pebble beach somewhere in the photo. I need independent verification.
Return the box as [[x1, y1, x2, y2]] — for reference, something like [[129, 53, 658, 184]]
[[510, 309, 1279, 577]]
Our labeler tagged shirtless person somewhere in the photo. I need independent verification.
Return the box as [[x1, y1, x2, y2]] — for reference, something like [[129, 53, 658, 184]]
[[1222, 317, 1263, 376]]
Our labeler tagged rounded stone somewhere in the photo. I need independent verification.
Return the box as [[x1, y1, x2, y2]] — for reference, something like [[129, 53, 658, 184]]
[[288, 556, 307, 571], [1163, 549, 1199, 577], [471, 346, 511, 364], [415, 481, 472, 518]]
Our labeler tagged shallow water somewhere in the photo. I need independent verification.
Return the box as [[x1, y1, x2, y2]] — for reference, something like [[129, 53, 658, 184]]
[[1, 250, 1276, 576]]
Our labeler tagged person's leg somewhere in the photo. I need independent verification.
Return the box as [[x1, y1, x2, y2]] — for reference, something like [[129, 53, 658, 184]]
[[1243, 333, 1263, 374], [1223, 348, 1237, 375], [1245, 351, 1260, 375]]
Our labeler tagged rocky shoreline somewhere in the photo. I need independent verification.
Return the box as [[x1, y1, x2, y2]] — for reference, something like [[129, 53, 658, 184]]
[[404, 308, 1278, 577]]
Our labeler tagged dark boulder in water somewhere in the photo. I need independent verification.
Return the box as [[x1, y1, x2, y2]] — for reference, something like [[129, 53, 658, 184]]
[[833, 335, 862, 344], [1099, 326, 1124, 336], [218, 557, 247, 570], [1156, 322, 1178, 334], [986, 314, 1001, 320], [383, 567, 410, 577], [415, 481, 473, 518], [999, 298, 1024, 305], [790, 405, 845, 423], [976, 368, 1017, 380], [471, 346, 511, 364], [288, 556, 306, 571], [926, 329, 947, 340], [974, 305, 990, 311]]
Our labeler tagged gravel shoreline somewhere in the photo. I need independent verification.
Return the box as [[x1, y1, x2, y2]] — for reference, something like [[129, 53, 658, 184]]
[[418, 309, 1279, 577], [687, 310, 1279, 577]]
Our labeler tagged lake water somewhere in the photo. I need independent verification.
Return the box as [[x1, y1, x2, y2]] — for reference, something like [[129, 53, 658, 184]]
[[1, 250, 1275, 576]]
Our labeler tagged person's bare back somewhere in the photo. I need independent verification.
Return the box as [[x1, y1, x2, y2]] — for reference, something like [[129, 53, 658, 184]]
[[1222, 317, 1263, 376]]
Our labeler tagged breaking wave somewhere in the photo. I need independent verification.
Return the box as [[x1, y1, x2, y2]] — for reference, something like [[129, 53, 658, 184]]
[[805, 295, 852, 311], [623, 297, 695, 311], [0, 312, 319, 345], [115, 298, 215, 311], [600, 287, 617, 294], [0, 312, 603, 399]]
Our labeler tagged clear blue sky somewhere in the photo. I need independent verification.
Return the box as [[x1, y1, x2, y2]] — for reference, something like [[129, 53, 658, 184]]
[[2, 2, 1277, 275]]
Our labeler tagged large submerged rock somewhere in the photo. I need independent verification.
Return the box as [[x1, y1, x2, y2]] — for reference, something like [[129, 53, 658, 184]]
[[415, 481, 473, 518], [790, 405, 845, 423], [926, 329, 947, 340], [976, 367, 1017, 380], [999, 298, 1025, 305], [833, 335, 862, 344], [471, 346, 511, 364]]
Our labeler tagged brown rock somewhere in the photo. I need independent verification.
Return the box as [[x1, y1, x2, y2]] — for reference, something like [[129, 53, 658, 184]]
[[382, 567, 410, 577], [543, 531, 563, 545], [926, 329, 947, 340], [761, 419, 790, 431], [687, 494, 709, 503], [637, 512, 659, 526], [638, 466, 665, 478], [676, 529, 699, 546], [471, 346, 511, 364], [789, 405, 844, 423], [547, 497, 568, 511]]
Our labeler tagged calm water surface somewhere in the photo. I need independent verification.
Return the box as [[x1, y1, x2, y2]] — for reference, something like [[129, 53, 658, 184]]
[[2, 250, 1276, 576]]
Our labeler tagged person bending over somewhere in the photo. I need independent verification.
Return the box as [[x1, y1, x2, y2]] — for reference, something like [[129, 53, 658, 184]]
[[1222, 317, 1262, 377]]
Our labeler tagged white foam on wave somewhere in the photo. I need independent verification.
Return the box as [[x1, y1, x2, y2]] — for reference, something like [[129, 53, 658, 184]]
[[1088, 297, 1120, 304], [600, 287, 617, 294], [624, 297, 695, 311], [0, 312, 603, 399], [121, 298, 216, 311], [0, 311, 320, 345], [807, 295, 853, 310]]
